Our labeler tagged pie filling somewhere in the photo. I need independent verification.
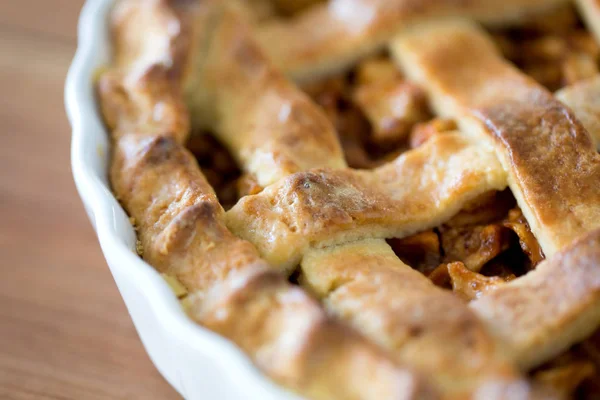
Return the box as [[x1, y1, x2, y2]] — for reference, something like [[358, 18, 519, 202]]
[[183, 4, 600, 396], [186, 133, 242, 210], [490, 3, 599, 92], [245, 0, 325, 20]]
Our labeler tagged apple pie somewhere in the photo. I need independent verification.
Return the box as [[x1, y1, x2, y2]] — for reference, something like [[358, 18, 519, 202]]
[[97, 0, 600, 398]]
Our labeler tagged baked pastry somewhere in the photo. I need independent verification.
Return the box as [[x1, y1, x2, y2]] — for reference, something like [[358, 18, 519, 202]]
[[98, 0, 600, 398]]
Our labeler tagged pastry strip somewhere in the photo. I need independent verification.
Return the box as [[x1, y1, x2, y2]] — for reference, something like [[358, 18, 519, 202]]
[[226, 133, 507, 271], [184, 3, 346, 187], [258, 0, 568, 81], [471, 229, 600, 369], [391, 19, 600, 257], [391, 17, 600, 371], [302, 239, 517, 394], [233, 13, 600, 392]]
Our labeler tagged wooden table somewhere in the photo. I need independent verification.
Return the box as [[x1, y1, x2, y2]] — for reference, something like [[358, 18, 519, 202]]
[[0, 2, 180, 398]]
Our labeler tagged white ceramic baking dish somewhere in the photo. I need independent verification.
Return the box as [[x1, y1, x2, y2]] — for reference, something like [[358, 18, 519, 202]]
[[65, 1, 301, 398]]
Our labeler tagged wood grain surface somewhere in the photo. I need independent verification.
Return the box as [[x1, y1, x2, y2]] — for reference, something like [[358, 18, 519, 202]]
[[0, 1, 180, 398]]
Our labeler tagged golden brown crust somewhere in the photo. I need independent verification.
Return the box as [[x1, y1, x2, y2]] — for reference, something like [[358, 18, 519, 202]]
[[391, 20, 600, 257], [110, 0, 187, 72], [98, 0, 197, 143], [226, 133, 507, 271], [258, 0, 569, 81], [110, 131, 428, 399], [301, 239, 517, 395], [190, 269, 434, 400], [100, 0, 599, 398], [213, 21, 541, 393], [99, 1, 432, 399], [190, 8, 552, 397], [106, 0, 346, 189], [97, 65, 190, 143], [471, 228, 600, 370], [184, 4, 346, 187], [111, 133, 271, 292]]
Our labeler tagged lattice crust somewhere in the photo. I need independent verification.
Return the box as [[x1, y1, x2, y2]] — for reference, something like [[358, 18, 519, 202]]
[[226, 133, 507, 271], [183, 1, 346, 187], [99, 0, 600, 399], [225, 14, 600, 397], [471, 230, 600, 370], [257, 0, 569, 81], [390, 20, 600, 258], [301, 239, 516, 393], [99, 2, 433, 400], [110, 134, 427, 400]]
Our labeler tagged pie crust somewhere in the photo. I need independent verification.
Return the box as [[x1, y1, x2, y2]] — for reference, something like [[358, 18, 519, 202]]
[[98, 1, 600, 398]]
